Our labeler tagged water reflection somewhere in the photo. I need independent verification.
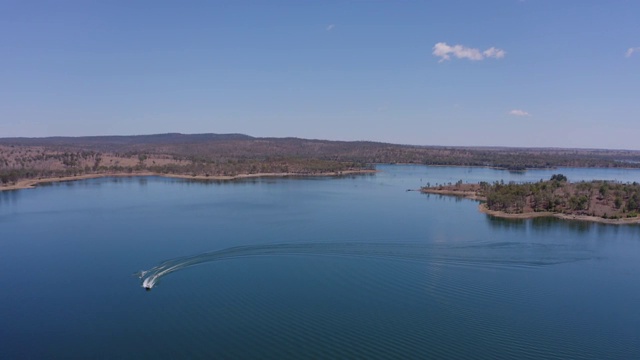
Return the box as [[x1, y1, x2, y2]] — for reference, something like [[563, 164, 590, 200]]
[[0, 189, 20, 205], [486, 216, 527, 230], [175, 173, 375, 187], [484, 214, 640, 236], [178, 178, 236, 186], [531, 217, 593, 234], [486, 215, 595, 233], [109, 177, 124, 184]]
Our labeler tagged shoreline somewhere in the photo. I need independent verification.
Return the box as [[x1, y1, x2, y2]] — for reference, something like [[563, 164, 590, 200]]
[[422, 188, 640, 225], [478, 204, 640, 224], [377, 163, 640, 171], [0, 169, 377, 192], [420, 188, 486, 201]]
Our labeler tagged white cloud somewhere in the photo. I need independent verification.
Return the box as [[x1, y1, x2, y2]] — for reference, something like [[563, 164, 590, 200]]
[[483, 47, 506, 59], [626, 47, 640, 58], [509, 109, 531, 117], [433, 42, 506, 62], [326, 24, 335, 31]]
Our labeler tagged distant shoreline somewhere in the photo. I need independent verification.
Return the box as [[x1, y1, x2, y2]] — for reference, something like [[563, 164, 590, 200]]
[[0, 169, 377, 192], [379, 162, 640, 171]]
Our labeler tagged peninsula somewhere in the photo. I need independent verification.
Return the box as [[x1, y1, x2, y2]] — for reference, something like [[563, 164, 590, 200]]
[[0, 134, 377, 191], [422, 175, 640, 224]]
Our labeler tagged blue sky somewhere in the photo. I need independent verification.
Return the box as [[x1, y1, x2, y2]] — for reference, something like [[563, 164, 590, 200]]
[[1, 1, 639, 149]]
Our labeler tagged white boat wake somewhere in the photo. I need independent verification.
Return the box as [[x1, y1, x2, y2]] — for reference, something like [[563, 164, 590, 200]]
[[137, 242, 593, 291]]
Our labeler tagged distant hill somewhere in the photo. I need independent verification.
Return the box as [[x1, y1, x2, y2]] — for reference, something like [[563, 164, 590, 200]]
[[2, 133, 640, 169], [0, 133, 254, 149], [2, 133, 640, 187]]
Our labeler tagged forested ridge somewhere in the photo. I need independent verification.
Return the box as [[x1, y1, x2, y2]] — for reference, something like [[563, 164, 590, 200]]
[[2, 133, 640, 186]]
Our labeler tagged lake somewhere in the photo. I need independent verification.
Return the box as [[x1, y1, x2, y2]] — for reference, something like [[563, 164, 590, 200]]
[[1, 165, 640, 359]]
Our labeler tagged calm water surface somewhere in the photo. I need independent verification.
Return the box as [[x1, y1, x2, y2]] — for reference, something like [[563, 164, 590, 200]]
[[1, 165, 639, 359]]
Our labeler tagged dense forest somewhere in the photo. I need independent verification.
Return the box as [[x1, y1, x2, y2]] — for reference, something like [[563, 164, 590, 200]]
[[422, 175, 640, 220], [2, 133, 640, 186]]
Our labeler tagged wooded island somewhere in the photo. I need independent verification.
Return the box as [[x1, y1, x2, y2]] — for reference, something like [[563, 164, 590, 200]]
[[422, 175, 640, 224]]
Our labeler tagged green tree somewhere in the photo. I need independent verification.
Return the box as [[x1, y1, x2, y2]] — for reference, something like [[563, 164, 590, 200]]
[[599, 182, 609, 197], [627, 193, 639, 211], [614, 197, 622, 209]]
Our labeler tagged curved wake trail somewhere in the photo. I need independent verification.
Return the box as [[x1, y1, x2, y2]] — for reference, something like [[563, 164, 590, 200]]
[[137, 242, 593, 290]]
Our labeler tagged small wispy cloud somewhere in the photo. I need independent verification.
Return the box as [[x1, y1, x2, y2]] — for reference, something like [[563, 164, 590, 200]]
[[433, 42, 506, 62], [483, 47, 506, 59], [509, 109, 531, 117], [326, 24, 335, 31], [626, 47, 640, 58]]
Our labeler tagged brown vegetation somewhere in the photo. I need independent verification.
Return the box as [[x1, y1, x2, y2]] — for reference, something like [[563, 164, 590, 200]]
[[2, 133, 640, 189], [0, 135, 375, 187], [422, 175, 640, 223]]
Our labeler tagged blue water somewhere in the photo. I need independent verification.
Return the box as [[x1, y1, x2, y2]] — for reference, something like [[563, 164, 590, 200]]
[[1, 165, 639, 359]]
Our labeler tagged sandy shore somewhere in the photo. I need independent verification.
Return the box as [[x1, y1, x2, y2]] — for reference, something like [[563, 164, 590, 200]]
[[0, 169, 377, 192], [478, 204, 640, 224], [422, 188, 640, 225]]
